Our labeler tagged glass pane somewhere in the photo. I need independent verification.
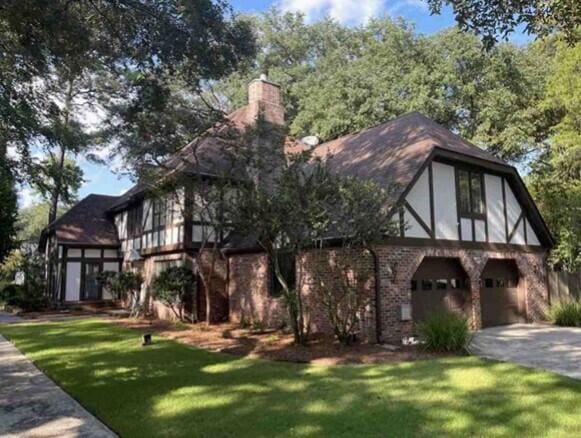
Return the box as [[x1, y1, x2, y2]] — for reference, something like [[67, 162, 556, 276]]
[[458, 170, 471, 214], [410, 280, 417, 291], [421, 279, 433, 291], [436, 279, 447, 290], [496, 278, 506, 288], [484, 278, 494, 288], [85, 263, 100, 300], [471, 173, 483, 214], [450, 278, 460, 289]]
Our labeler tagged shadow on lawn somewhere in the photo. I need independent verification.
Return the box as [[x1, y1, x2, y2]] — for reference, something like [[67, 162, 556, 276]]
[[2, 319, 581, 438]]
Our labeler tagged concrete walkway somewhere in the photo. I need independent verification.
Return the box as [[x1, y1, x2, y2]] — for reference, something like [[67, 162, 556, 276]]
[[0, 311, 23, 324], [470, 323, 581, 380], [0, 334, 116, 438]]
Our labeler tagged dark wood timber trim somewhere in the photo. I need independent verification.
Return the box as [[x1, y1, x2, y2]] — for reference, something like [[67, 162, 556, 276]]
[[482, 173, 489, 242], [404, 201, 433, 238], [428, 163, 435, 236], [399, 208, 405, 237], [508, 212, 524, 244], [523, 216, 528, 244], [385, 236, 545, 253]]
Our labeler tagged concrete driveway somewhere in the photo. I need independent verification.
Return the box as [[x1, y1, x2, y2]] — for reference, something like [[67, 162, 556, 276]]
[[470, 323, 581, 380]]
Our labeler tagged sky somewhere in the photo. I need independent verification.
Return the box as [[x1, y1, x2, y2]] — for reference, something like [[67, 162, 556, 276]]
[[18, 0, 530, 209]]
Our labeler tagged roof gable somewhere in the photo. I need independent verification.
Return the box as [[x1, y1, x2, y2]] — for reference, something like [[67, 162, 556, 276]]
[[41, 194, 120, 248]]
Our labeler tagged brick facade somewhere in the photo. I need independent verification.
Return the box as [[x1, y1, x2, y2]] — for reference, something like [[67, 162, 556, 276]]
[[227, 253, 286, 327], [227, 244, 550, 343]]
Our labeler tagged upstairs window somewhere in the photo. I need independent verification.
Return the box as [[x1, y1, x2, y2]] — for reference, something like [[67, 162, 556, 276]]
[[152, 198, 167, 229], [127, 204, 143, 237], [458, 170, 484, 216]]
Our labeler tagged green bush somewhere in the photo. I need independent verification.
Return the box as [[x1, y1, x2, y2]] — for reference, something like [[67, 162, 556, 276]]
[[418, 312, 470, 353], [0, 283, 25, 306], [549, 300, 581, 327]]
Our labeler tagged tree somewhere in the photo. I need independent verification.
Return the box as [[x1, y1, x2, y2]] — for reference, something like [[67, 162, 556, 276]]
[[218, 12, 546, 162], [150, 266, 197, 322], [0, 159, 18, 262], [226, 118, 351, 344], [426, 0, 581, 48], [310, 177, 396, 345], [99, 271, 143, 317], [17, 202, 66, 249], [527, 37, 581, 271]]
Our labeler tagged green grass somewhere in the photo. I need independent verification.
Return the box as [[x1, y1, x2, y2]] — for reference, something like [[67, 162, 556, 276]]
[[1, 319, 581, 437]]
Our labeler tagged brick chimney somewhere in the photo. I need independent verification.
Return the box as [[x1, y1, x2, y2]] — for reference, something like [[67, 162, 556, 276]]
[[247, 74, 284, 126]]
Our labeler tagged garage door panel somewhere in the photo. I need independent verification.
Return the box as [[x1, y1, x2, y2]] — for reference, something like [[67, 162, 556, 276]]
[[411, 258, 470, 324], [480, 260, 525, 327]]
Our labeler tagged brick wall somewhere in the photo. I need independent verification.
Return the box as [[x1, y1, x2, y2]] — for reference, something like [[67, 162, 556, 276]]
[[227, 253, 286, 327], [228, 244, 549, 343]]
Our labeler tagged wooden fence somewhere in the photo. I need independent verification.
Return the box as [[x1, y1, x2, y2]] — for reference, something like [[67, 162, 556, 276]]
[[547, 271, 581, 302]]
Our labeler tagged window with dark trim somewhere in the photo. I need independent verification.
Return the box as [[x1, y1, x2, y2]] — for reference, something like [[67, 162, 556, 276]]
[[152, 198, 167, 229], [127, 204, 143, 238], [458, 169, 484, 216], [269, 253, 296, 297]]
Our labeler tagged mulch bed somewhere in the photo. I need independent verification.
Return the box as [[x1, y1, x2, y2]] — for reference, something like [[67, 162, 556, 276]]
[[115, 318, 446, 365]]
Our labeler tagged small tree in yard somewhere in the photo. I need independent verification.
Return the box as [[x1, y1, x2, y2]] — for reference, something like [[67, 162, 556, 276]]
[[99, 271, 143, 317], [226, 121, 339, 344], [150, 266, 197, 322], [310, 177, 397, 345]]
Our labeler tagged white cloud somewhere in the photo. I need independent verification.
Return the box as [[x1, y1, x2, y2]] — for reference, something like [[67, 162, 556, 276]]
[[279, 0, 384, 25]]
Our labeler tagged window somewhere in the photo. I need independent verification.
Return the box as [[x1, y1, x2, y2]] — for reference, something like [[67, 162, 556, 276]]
[[496, 278, 506, 288], [410, 280, 417, 291], [484, 278, 494, 288], [152, 198, 167, 229], [421, 279, 433, 291], [458, 169, 484, 215], [450, 278, 461, 289], [269, 253, 296, 297], [127, 204, 143, 237], [436, 279, 448, 290], [154, 259, 183, 275]]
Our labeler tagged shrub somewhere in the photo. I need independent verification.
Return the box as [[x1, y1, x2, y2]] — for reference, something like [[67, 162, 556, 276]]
[[0, 283, 25, 306], [418, 312, 470, 353], [98, 271, 143, 317], [150, 266, 196, 322], [549, 300, 581, 327]]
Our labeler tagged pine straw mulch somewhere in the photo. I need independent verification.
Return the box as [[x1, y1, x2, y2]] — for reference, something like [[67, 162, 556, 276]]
[[114, 318, 447, 365]]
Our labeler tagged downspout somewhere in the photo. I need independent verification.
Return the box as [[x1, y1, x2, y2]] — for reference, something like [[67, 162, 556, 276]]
[[368, 247, 383, 344]]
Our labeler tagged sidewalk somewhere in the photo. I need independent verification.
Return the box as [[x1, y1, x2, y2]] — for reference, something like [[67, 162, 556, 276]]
[[0, 333, 116, 437]]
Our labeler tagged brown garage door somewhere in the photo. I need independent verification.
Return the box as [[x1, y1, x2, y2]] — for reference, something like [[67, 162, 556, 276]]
[[480, 259, 525, 327], [411, 257, 470, 323]]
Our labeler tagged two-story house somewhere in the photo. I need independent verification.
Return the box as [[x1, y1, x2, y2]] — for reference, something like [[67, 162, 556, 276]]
[[40, 76, 553, 342]]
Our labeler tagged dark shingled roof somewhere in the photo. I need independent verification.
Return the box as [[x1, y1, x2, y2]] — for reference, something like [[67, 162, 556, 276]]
[[42, 194, 120, 247], [310, 111, 507, 204]]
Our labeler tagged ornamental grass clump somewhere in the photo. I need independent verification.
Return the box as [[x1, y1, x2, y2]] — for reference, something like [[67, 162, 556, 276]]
[[549, 300, 581, 327], [418, 312, 470, 353]]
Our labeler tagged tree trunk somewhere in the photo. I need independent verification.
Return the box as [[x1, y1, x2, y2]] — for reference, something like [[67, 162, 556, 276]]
[[48, 79, 74, 225]]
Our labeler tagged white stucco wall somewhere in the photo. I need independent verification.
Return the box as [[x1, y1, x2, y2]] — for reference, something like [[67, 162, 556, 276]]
[[65, 262, 81, 301], [485, 174, 506, 243], [432, 162, 459, 240]]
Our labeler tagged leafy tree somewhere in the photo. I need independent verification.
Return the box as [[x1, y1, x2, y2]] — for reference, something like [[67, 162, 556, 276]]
[[310, 177, 396, 345], [17, 202, 66, 249], [0, 159, 18, 262], [219, 12, 546, 162], [426, 0, 581, 48], [99, 271, 143, 317], [527, 37, 581, 271], [150, 266, 197, 322]]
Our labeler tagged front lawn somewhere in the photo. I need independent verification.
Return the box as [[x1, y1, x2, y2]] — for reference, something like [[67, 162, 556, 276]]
[[1, 319, 580, 437]]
